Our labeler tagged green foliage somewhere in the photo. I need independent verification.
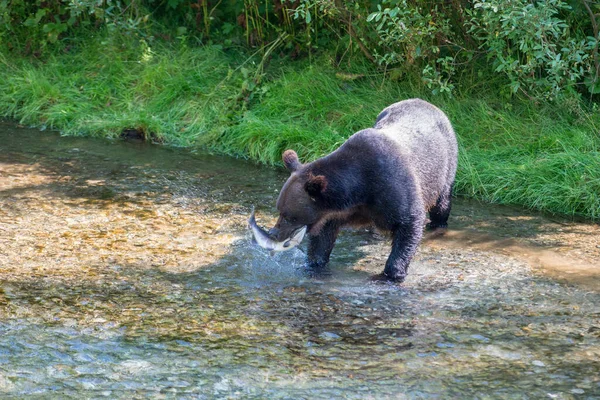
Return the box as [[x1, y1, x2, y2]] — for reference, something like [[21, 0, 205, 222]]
[[0, 37, 238, 143], [1, 3, 600, 219], [1, 34, 600, 219], [206, 62, 395, 163], [0, 0, 155, 54], [1, 0, 91, 52], [366, 0, 600, 99], [367, 0, 458, 94], [470, 0, 597, 99], [2, 1, 598, 99], [451, 99, 600, 220], [366, 1, 468, 95]]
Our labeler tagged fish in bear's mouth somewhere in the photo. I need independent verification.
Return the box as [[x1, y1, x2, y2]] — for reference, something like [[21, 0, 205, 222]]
[[248, 208, 306, 252]]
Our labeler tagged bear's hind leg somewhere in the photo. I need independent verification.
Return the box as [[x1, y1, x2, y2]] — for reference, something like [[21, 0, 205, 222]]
[[427, 185, 453, 230], [307, 219, 343, 270]]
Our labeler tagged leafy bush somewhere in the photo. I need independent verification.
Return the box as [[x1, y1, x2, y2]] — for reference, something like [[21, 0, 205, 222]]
[[470, 0, 599, 99], [366, 0, 599, 98], [1, 0, 598, 99], [0, 0, 155, 54], [367, 0, 462, 94]]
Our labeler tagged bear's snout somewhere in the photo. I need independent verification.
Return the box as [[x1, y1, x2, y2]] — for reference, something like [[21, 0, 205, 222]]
[[269, 216, 304, 242], [267, 226, 281, 240], [269, 226, 297, 242]]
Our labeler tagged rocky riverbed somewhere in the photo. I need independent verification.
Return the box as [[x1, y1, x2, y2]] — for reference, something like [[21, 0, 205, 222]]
[[1, 122, 599, 399]]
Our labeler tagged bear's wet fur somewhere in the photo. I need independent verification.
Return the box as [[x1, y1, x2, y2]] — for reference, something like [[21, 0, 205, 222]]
[[268, 99, 458, 282]]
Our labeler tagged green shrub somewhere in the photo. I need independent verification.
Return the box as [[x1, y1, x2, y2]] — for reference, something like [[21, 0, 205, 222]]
[[470, 0, 599, 99]]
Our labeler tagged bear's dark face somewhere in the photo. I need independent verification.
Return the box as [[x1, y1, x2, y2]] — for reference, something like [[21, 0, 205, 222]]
[[268, 150, 328, 241]]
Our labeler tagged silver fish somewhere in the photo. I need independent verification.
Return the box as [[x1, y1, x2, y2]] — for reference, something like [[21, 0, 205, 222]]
[[248, 208, 306, 252]]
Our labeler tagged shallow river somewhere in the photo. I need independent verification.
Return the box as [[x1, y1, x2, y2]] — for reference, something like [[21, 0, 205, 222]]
[[0, 122, 599, 399]]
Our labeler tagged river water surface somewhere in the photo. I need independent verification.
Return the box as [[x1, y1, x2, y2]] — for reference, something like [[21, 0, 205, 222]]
[[0, 122, 599, 399]]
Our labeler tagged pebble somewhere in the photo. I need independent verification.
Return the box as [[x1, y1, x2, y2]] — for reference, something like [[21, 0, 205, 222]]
[[471, 334, 490, 342], [319, 332, 341, 340], [0, 373, 14, 391], [417, 352, 438, 358], [116, 360, 154, 375], [532, 360, 545, 367]]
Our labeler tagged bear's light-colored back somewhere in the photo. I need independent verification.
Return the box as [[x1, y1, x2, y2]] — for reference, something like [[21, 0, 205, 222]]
[[373, 99, 458, 209]]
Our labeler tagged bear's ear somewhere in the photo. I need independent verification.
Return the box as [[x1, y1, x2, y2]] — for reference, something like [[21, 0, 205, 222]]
[[304, 173, 328, 198], [282, 149, 302, 172]]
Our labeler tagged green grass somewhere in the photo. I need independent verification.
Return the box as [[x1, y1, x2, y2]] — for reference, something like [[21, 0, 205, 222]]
[[1, 35, 599, 220], [0, 38, 238, 145]]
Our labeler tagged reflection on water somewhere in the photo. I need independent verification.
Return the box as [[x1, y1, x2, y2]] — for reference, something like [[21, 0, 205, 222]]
[[0, 122, 599, 398]]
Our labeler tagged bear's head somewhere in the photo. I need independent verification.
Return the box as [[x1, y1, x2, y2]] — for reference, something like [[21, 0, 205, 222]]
[[268, 150, 328, 241]]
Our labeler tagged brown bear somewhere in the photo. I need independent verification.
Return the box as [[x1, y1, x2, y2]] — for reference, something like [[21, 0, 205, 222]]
[[267, 99, 458, 282]]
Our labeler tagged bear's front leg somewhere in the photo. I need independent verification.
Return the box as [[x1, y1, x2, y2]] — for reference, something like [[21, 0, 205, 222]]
[[306, 219, 343, 270], [381, 219, 424, 282]]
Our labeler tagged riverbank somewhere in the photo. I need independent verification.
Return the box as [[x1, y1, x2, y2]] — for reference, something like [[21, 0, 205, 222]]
[[1, 37, 599, 220]]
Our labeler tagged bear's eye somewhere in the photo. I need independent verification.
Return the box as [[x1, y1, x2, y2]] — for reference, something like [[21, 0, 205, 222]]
[[284, 216, 297, 224]]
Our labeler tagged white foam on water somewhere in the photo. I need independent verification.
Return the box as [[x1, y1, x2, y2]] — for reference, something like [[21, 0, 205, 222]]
[[234, 233, 308, 284]]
